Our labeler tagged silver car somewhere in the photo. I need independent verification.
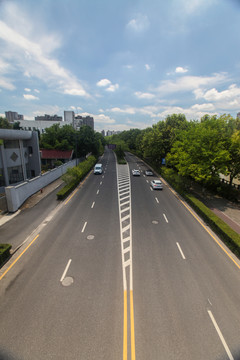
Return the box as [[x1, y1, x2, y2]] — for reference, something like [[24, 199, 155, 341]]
[[150, 179, 163, 190], [132, 169, 140, 176]]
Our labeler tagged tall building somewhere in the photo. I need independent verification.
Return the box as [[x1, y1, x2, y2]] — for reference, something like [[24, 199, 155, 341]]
[[35, 114, 62, 121], [237, 112, 240, 119], [64, 111, 75, 124], [5, 111, 24, 122], [74, 115, 94, 130]]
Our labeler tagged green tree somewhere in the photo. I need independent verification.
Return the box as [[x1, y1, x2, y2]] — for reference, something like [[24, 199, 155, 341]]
[[167, 116, 230, 184], [0, 117, 13, 129]]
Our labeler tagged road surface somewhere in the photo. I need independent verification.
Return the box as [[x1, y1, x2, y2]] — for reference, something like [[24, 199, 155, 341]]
[[0, 148, 240, 360]]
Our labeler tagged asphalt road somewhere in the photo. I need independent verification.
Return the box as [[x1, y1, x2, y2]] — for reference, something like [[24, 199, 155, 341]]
[[0, 148, 240, 360]]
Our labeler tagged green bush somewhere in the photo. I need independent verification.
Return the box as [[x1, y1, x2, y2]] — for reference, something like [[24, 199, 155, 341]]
[[0, 244, 12, 266], [57, 155, 96, 200]]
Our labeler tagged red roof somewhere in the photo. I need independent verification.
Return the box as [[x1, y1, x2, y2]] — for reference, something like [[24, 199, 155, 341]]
[[40, 149, 73, 159]]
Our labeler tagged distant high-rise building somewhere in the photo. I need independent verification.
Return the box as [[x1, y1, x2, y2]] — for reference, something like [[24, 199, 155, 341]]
[[35, 114, 62, 121], [101, 130, 105, 137], [5, 111, 24, 122], [64, 111, 75, 125], [74, 115, 94, 130]]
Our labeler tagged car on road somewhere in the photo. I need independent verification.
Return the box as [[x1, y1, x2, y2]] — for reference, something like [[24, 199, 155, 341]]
[[145, 169, 153, 176], [150, 179, 163, 190], [94, 163, 103, 174], [132, 169, 140, 176]]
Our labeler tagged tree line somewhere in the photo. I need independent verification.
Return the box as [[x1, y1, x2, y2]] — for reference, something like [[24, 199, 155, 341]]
[[0, 117, 105, 158], [107, 114, 240, 188]]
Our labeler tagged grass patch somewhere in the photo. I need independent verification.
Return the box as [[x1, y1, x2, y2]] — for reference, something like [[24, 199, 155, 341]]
[[0, 244, 12, 266]]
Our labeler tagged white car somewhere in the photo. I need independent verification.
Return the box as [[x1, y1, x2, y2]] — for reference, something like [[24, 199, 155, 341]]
[[94, 164, 103, 174], [150, 179, 163, 190], [132, 169, 140, 176], [145, 169, 153, 176]]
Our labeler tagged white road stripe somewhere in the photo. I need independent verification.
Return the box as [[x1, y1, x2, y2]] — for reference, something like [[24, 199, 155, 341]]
[[176, 242, 186, 259], [208, 310, 234, 360], [163, 213, 168, 223], [150, 187, 153, 191], [96, 189, 99, 194], [155, 197, 159, 204], [100, 181, 102, 185], [60, 259, 72, 282], [81, 221, 87, 233], [91, 202, 95, 208]]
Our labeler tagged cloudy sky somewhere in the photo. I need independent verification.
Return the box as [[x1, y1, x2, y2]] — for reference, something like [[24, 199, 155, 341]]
[[0, 0, 240, 132]]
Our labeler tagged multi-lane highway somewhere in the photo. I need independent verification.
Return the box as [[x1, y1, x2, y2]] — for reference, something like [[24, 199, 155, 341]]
[[0, 148, 240, 360]]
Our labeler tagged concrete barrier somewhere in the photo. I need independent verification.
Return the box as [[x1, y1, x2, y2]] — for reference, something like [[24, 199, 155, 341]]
[[5, 159, 77, 212]]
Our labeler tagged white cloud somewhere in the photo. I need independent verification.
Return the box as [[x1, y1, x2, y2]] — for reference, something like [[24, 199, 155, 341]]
[[96, 78, 111, 87], [126, 14, 150, 33], [96, 79, 119, 92], [23, 94, 39, 100], [0, 77, 15, 90], [0, 18, 89, 97], [64, 88, 87, 96], [124, 65, 133, 70], [200, 84, 240, 102], [34, 89, 40, 93], [24, 88, 31, 92], [194, 84, 240, 111], [106, 83, 119, 92], [145, 64, 151, 71], [135, 91, 155, 99], [175, 66, 188, 73], [110, 107, 136, 114], [154, 73, 227, 95]]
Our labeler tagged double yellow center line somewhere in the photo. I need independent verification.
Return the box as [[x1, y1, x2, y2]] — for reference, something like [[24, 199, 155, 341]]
[[123, 289, 136, 360]]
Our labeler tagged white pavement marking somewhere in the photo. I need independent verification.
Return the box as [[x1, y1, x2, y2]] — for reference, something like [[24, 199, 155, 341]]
[[100, 181, 102, 185], [208, 310, 234, 360], [97, 189, 99, 194], [150, 187, 153, 191], [163, 213, 168, 223], [117, 164, 132, 291], [176, 242, 186, 259], [81, 221, 87, 233], [60, 259, 72, 282], [91, 202, 95, 208], [155, 197, 159, 204]]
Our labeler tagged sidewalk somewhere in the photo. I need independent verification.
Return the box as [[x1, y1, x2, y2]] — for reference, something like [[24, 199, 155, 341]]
[[190, 188, 240, 235], [0, 178, 64, 227]]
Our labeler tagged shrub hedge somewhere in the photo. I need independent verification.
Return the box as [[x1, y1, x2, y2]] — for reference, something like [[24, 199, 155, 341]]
[[0, 244, 12, 266], [57, 155, 97, 200]]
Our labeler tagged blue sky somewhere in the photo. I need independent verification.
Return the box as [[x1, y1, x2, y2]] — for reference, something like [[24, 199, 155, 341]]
[[1, 0, 240, 132]]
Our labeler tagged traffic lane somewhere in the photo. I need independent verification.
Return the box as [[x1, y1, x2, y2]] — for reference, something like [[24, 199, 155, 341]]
[[0, 153, 123, 359], [130, 171, 240, 359], [130, 177, 215, 359]]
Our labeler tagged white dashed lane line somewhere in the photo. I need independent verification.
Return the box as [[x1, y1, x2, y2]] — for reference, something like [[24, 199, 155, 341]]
[[176, 242, 186, 260], [60, 259, 72, 282], [81, 221, 87, 233], [163, 213, 168, 223]]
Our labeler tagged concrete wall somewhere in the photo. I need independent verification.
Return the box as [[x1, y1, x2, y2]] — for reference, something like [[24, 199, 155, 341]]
[[5, 159, 77, 212]]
